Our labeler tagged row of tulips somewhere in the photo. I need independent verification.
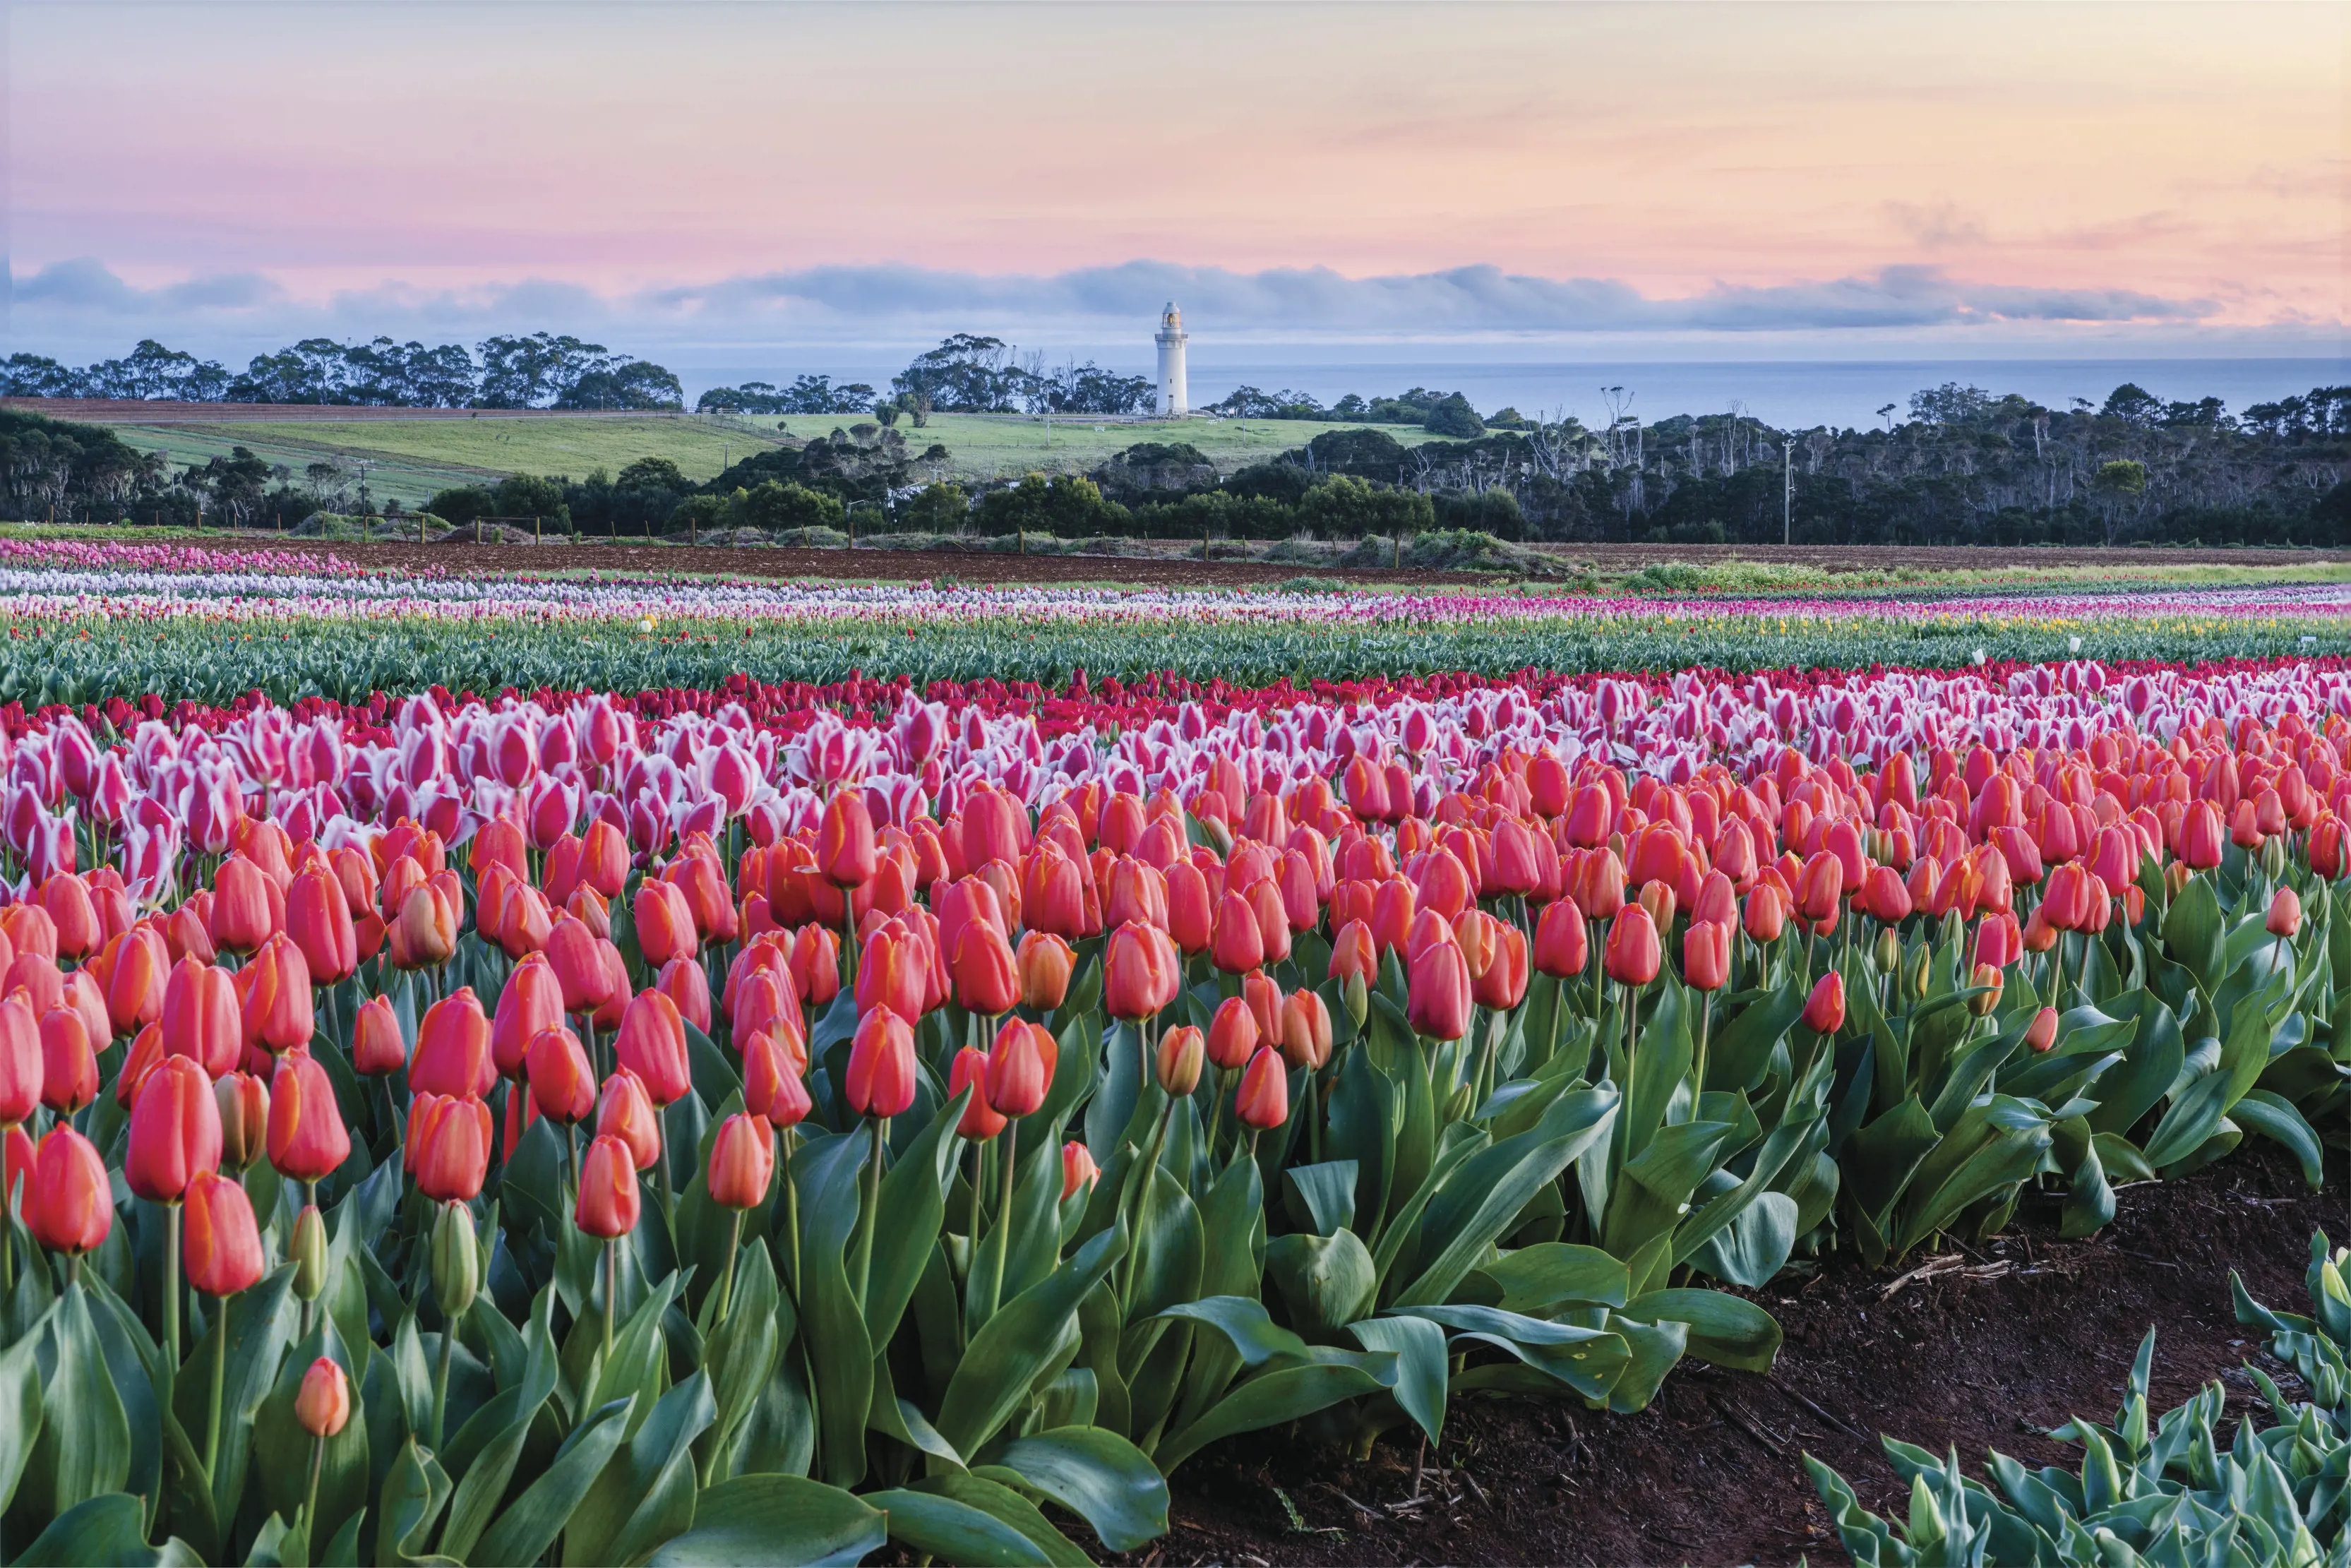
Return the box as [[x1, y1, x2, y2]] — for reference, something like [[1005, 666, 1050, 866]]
[[0, 661, 2340, 1562]]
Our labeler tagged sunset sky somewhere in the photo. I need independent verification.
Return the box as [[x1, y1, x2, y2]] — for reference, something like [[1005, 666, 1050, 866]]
[[5, 1, 2345, 367]]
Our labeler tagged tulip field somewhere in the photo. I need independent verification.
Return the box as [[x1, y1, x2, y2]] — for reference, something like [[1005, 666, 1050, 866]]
[[0, 541, 2338, 1563]]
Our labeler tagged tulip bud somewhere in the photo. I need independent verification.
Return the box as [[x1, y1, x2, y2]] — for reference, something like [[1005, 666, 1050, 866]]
[[297, 1356, 350, 1440], [289, 1203, 329, 1301], [1234, 1046, 1289, 1130], [2261, 834, 2287, 880], [2024, 1006, 2059, 1052], [707, 1113, 774, 1210], [1341, 970, 1369, 1029], [1802, 971, 1845, 1035], [1060, 1140, 1099, 1200], [575, 1133, 642, 1240], [215, 1071, 268, 1169], [429, 1198, 479, 1319], [1442, 1080, 1474, 1125], [1967, 962, 2003, 1017], [2267, 886, 2303, 938], [2164, 861, 2194, 902], [1874, 928, 1901, 977], [1156, 1024, 1204, 1096]]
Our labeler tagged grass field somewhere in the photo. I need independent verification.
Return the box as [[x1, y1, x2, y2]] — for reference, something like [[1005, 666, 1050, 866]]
[[105, 409, 1454, 505]]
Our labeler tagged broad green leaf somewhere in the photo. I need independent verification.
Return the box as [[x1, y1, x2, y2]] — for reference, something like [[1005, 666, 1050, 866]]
[[375, 1439, 453, 1568], [1625, 1288, 1783, 1372], [28, 1283, 129, 1519], [565, 1372, 717, 1567], [1153, 1363, 1387, 1475], [936, 1223, 1125, 1459], [1391, 1087, 1616, 1308], [868, 1487, 1051, 1566], [469, 1394, 634, 1568], [990, 1425, 1172, 1552], [13, 1492, 203, 1567], [1346, 1315, 1449, 1445], [917, 1473, 1091, 1568], [643, 1474, 885, 1567]]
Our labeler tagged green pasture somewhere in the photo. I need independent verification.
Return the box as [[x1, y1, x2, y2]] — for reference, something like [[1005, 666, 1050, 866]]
[[103, 409, 1452, 502]]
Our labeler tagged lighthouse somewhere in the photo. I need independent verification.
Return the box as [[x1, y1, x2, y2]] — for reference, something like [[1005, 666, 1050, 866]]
[[1154, 301, 1188, 417]]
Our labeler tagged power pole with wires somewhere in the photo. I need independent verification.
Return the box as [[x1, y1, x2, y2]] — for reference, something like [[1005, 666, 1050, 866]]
[[1783, 438, 1795, 545]]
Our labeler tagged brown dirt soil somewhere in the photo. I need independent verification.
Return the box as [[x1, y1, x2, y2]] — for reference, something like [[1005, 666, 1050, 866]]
[[1084, 1144, 2345, 1568], [214, 536, 2345, 590]]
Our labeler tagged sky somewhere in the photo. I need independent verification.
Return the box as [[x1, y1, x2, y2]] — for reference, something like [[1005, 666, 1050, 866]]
[[4, 0, 2347, 378]]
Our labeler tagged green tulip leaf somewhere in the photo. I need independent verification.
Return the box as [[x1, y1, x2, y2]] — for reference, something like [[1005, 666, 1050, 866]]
[[642, 1474, 885, 1566], [990, 1424, 1173, 1552], [868, 1486, 1054, 1566]]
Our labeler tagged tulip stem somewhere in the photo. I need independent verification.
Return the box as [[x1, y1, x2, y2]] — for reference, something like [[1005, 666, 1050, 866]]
[[714, 1211, 744, 1327], [203, 1290, 229, 1478], [781, 1125, 802, 1298], [162, 1201, 181, 1372], [1694, 995, 1711, 1102], [1118, 1100, 1176, 1312], [430, 1311, 455, 1451], [603, 1238, 618, 1362], [302, 1433, 324, 1541], [983, 1120, 1017, 1323], [656, 1147, 675, 1227], [850, 1116, 885, 1309]]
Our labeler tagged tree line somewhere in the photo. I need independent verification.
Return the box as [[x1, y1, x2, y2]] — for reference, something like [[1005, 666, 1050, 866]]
[[0, 333, 684, 409]]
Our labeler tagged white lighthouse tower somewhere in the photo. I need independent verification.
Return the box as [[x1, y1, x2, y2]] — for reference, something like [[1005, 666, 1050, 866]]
[[1154, 301, 1188, 417]]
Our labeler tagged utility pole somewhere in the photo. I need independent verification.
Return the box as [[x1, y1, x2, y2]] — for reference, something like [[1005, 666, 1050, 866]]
[[1783, 438, 1795, 545]]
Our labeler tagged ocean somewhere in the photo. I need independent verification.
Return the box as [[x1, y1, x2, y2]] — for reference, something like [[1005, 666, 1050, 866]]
[[670, 355, 2347, 431]]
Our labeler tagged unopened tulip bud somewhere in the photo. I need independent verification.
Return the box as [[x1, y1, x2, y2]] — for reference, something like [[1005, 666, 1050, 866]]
[[1060, 1140, 1099, 1201], [290, 1203, 328, 1301], [429, 1199, 479, 1319], [296, 1356, 349, 1440], [1442, 1080, 1473, 1125], [2261, 835, 2287, 879], [2266, 886, 2303, 938], [2164, 861, 2194, 901], [2025, 1006, 2059, 1053], [1873, 928, 1901, 976], [1156, 1024, 1204, 1096], [1968, 962, 2002, 1017], [1341, 970, 1369, 1029], [1903, 942, 1932, 1000]]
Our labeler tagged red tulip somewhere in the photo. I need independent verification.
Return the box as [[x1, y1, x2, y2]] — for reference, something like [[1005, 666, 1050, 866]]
[[634, 880, 698, 968], [297, 1356, 350, 1438], [787, 925, 842, 1006], [527, 1026, 597, 1124], [0, 991, 40, 1125], [408, 1092, 492, 1202], [1802, 971, 1846, 1035], [181, 1168, 265, 1298], [39, 1004, 95, 1113], [845, 1007, 917, 1118], [1406, 938, 1472, 1041], [575, 1134, 642, 1239], [1603, 906, 1662, 988], [1280, 989, 1334, 1070], [1103, 921, 1180, 1021], [1532, 898, 1589, 979], [543, 915, 612, 1016], [387, 882, 458, 969], [2267, 886, 2302, 938], [161, 957, 241, 1078], [210, 856, 277, 955], [1016, 931, 1076, 1011], [595, 1070, 662, 1171], [655, 956, 713, 1036], [952, 920, 1021, 1016], [949, 1046, 1005, 1140], [1234, 1046, 1289, 1130], [28, 1125, 110, 1255], [1328, 919, 1379, 986], [1207, 995, 1260, 1072], [1743, 883, 1787, 943], [854, 921, 928, 1022], [104, 926, 168, 1039], [616, 990, 693, 1106], [1682, 918, 1731, 993], [267, 1048, 351, 1182], [707, 1113, 774, 1209], [412, 987, 494, 1100], [126, 1055, 222, 1202], [985, 1018, 1051, 1119], [2041, 863, 2098, 933], [2025, 1006, 2059, 1052], [817, 791, 878, 888], [287, 865, 357, 985], [1209, 892, 1265, 975], [1060, 1139, 1099, 1199], [1165, 861, 1213, 954], [2176, 800, 2224, 870], [743, 1029, 813, 1129]]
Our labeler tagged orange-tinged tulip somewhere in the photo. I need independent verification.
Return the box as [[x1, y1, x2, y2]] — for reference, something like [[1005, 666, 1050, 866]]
[[1473, 923, 1529, 1011], [1022, 842, 1087, 940], [817, 791, 878, 888], [1406, 938, 1472, 1041], [854, 921, 928, 1022], [1103, 921, 1179, 1021], [1157, 1024, 1205, 1094], [671, 854, 738, 945], [1103, 857, 1168, 933], [2042, 862, 2098, 933], [1968, 962, 2004, 1016], [63, 971, 109, 1065], [575, 1134, 642, 1240], [1802, 972, 1846, 1034], [348, 994, 405, 1078], [708, 1113, 774, 1209], [28, 1125, 110, 1254], [2022, 904, 2059, 954], [164, 905, 216, 966], [1532, 898, 1589, 979], [297, 1356, 350, 1438], [845, 1007, 917, 1118], [527, 1026, 597, 1124], [634, 880, 699, 968], [267, 1048, 350, 1182], [1682, 918, 1731, 993], [544, 915, 613, 1015], [2267, 886, 2302, 938], [412, 988, 494, 1100], [216, 1071, 267, 1168], [1061, 1139, 1099, 1199], [1603, 906, 1662, 988], [1247, 879, 1293, 966], [496, 883, 554, 960], [1207, 995, 1260, 1072], [1973, 911, 2023, 971], [1742, 884, 1787, 944], [1016, 931, 1076, 1011], [952, 920, 1021, 1015], [161, 957, 241, 1079], [2025, 1006, 2059, 1051], [787, 924, 841, 1006], [1280, 989, 1334, 1070], [490, 956, 563, 1080], [1452, 908, 1499, 983], [105, 926, 168, 1039], [655, 955, 713, 1036], [39, 1005, 95, 1113], [594, 1069, 661, 1170], [581, 820, 630, 899], [2176, 800, 2224, 870], [210, 856, 277, 955], [1209, 892, 1264, 974], [1327, 919, 1378, 986], [287, 865, 357, 985], [745, 1030, 813, 1130], [183, 1169, 264, 1296], [1165, 861, 1213, 954], [616, 989, 692, 1106], [949, 1046, 1005, 1139], [1795, 851, 1843, 924], [115, 1022, 164, 1110], [0, 992, 42, 1125], [408, 1092, 492, 1202], [1234, 1046, 1289, 1130], [986, 1017, 1051, 1118], [388, 882, 457, 969], [238, 934, 314, 1054], [126, 1055, 221, 1202]]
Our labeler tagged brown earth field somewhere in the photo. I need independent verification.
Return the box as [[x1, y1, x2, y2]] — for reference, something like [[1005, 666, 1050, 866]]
[[1071, 1144, 2345, 1568], [253, 537, 2344, 589]]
